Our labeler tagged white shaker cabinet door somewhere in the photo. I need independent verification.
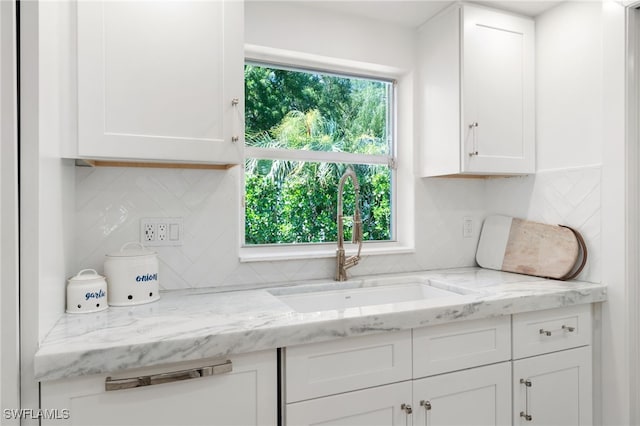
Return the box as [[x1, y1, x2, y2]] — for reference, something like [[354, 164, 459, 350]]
[[286, 381, 413, 426], [412, 362, 512, 426], [513, 346, 592, 426], [462, 4, 535, 174], [76, 0, 243, 164], [418, 4, 534, 177], [40, 351, 276, 426]]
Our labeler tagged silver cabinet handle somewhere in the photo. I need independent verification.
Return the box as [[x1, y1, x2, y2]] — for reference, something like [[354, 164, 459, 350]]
[[231, 98, 241, 143], [468, 122, 479, 156], [540, 325, 576, 336], [401, 404, 413, 426], [420, 400, 432, 426], [520, 378, 533, 421], [105, 360, 232, 391], [520, 411, 533, 421]]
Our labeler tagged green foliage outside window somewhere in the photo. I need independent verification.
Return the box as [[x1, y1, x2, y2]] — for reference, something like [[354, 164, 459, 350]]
[[244, 64, 393, 245]]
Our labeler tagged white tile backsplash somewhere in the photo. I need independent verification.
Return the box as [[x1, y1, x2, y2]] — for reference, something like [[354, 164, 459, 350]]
[[484, 165, 601, 283], [74, 165, 602, 289]]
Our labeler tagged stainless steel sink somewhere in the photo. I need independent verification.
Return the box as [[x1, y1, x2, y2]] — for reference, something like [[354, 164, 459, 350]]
[[270, 280, 461, 313]]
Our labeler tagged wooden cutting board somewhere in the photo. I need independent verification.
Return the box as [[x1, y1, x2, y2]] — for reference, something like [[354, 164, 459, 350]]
[[476, 215, 582, 279]]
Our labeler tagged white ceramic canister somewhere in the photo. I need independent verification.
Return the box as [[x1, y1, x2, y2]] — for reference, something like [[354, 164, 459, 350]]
[[66, 269, 109, 313], [104, 242, 160, 306]]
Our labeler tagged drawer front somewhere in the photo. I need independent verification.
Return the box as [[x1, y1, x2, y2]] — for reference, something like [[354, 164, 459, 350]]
[[413, 316, 511, 378], [513, 304, 592, 359], [285, 331, 412, 403]]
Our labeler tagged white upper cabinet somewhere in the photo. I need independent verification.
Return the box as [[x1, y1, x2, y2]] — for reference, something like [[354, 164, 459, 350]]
[[418, 4, 534, 177], [73, 0, 243, 164]]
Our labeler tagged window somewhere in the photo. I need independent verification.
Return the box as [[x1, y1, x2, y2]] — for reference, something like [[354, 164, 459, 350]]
[[244, 63, 395, 246]]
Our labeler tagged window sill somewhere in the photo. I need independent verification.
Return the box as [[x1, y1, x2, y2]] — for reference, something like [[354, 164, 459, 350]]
[[239, 242, 415, 263]]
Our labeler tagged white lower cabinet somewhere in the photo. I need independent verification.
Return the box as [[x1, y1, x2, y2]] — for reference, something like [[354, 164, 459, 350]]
[[286, 382, 412, 426], [412, 362, 512, 426], [40, 350, 276, 426], [283, 305, 595, 426], [513, 347, 592, 426]]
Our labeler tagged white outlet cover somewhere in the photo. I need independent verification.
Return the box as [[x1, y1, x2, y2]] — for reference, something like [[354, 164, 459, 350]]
[[140, 218, 183, 247]]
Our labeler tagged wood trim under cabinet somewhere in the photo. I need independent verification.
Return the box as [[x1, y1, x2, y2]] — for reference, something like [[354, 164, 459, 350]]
[[75, 159, 237, 170]]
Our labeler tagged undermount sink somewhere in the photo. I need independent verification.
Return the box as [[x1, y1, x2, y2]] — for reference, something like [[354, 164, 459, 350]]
[[270, 280, 461, 313]]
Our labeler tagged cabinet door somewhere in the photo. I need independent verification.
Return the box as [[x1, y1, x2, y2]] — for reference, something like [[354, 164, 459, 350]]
[[462, 5, 534, 174], [412, 362, 511, 426], [286, 381, 412, 426], [40, 351, 276, 426], [76, 0, 243, 164], [513, 347, 592, 426]]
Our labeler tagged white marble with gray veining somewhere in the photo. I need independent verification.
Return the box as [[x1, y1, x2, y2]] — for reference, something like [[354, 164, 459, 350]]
[[35, 267, 607, 382]]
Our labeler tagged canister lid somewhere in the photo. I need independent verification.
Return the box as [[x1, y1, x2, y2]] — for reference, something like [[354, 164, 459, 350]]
[[106, 242, 156, 257], [68, 269, 104, 282]]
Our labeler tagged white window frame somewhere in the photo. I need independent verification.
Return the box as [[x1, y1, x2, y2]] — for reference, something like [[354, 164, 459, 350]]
[[240, 44, 415, 262]]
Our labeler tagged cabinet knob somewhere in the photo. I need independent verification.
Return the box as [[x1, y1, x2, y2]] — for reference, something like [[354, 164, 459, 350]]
[[420, 400, 432, 411], [401, 403, 412, 414]]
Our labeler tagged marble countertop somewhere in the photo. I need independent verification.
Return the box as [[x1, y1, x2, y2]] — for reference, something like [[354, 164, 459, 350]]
[[35, 267, 607, 382]]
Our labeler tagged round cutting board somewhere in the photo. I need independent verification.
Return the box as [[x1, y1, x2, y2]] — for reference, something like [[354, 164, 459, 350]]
[[476, 215, 580, 279]]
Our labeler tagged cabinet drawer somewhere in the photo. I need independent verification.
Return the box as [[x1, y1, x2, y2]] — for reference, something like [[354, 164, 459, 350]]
[[413, 316, 511, 378], [513, 304, 592, 359], [285, 331, 412, 403]]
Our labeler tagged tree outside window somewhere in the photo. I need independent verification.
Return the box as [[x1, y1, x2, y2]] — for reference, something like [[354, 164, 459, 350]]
[[244, 64, 394, 245]]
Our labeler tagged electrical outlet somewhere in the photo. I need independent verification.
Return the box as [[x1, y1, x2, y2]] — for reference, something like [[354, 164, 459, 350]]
[[141, 218, 183, 246], [157, 223, 168, 241], [143, 223, 156, 242], [463, 217, 473, 238]]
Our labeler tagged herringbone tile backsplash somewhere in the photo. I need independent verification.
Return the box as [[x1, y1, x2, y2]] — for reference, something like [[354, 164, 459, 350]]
[[75, 165, 601, 289]]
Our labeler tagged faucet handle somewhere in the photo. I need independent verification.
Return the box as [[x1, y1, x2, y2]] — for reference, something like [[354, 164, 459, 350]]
[[352, 216, 363, 244]]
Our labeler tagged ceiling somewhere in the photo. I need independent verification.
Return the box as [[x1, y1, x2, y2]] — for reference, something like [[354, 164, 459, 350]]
[[267, 1, 563, 28]]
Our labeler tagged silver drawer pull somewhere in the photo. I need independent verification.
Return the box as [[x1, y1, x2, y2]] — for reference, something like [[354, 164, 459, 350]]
[[520, 411, 533, 421], [105, 360, 232, 391], [539, 325, 576, 336]]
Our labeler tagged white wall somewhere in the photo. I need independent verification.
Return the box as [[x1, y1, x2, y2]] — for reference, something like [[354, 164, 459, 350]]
[[600, 1, 629, 424], [535, 1, 603, 171], [245, 1, 415, 71], [1, 0, 20, 420]]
